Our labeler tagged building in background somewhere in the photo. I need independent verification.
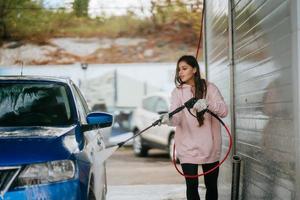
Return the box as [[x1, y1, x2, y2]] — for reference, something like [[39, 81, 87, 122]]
[[85, 70, 161, 111]]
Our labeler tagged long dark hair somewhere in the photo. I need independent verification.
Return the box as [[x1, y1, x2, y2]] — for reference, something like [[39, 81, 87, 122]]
[[175, 55, 207, 126]]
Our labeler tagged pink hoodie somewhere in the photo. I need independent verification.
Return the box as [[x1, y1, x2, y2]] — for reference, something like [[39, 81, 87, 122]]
[[170, 82, 228, 164]]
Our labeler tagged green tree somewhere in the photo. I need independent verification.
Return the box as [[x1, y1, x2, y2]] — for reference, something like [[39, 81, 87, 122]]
[[0, 0, 28, 40], [150, 0, 202, 36], [73, 0, 89, 17]]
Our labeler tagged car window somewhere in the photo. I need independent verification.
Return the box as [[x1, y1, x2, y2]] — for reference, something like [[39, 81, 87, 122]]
[[142, 96, 158, 112], [74, 85, 90, 113], [155, 98, 168, 113], [71, 84, 89, 124], [0, 82, 74, 126]]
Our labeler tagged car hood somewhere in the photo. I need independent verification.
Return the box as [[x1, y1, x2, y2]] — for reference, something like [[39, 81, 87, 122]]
[[0, 125, 78, 166]]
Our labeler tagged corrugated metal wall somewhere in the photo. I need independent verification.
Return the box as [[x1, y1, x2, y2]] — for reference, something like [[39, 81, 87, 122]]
[[206, 0, 297, 199], [234, 0, 295, 199], [205, 0, 232, 198]]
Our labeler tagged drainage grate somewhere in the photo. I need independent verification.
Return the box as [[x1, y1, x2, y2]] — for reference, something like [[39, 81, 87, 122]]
[[0, 167, 21, 198]]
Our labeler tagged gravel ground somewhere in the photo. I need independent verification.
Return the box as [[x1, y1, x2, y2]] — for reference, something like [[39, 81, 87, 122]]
[[0, 37, 196, 65]]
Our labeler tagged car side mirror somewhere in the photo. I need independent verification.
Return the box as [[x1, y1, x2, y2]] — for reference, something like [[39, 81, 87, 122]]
[[81, 112, 113, 132]]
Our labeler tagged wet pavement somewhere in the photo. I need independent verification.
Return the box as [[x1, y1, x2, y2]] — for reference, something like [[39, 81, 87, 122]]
[[105, 147, 230, 200], [107, 184, 230, 200], [107, 184, 187, 200]]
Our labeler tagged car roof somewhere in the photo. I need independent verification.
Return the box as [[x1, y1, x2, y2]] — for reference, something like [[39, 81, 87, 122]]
[[0, 75, 73, 85]]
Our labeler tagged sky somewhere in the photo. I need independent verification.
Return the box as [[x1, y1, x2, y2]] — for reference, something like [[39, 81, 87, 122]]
[[88, 0, 151, 18], [43, 0, 152, 17]]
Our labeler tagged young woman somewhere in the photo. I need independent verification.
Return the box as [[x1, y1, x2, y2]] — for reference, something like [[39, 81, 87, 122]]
[[160, 55, 228, 200]]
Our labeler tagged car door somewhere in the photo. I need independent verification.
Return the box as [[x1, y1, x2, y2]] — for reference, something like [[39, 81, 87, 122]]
[[152, 97, 170, 145], [72, 84, 106, 200], [72, 84, 94, 157]]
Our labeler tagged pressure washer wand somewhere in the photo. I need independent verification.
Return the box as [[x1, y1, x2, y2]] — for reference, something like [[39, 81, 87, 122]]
[[116, 105, 185, 148], [98, 104, 187, 164], [115, 97, 198, 148], [100, 98, 198, 164], [116, 123, 156, 148]]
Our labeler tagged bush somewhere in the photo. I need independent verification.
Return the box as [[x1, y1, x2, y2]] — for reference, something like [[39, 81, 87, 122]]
[[1, 0, 202, 44]]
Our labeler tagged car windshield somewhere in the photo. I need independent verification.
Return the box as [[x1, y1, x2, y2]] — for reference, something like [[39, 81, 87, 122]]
[[0, 82, 74, 126]]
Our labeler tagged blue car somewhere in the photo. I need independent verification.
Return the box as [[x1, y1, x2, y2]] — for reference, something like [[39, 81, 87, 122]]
[[0, 76, 112, 200]]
